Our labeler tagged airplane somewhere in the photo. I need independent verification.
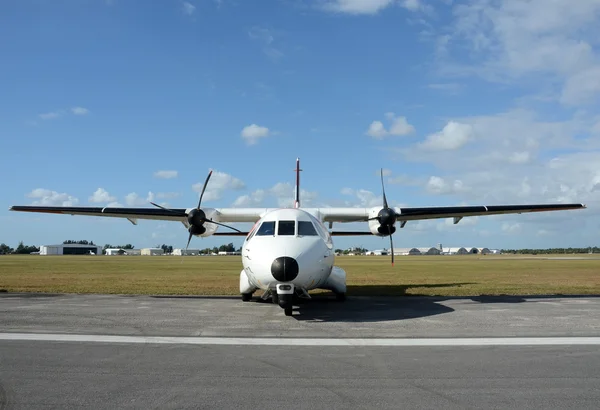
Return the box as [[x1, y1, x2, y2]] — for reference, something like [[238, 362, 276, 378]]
[[9, 158, 586, 316]]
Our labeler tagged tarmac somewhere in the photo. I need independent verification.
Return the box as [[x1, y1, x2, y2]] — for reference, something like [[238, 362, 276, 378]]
[[1, 293, 600, 409]]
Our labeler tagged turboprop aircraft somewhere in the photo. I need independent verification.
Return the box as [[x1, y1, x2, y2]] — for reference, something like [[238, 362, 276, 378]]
[[9, 159, 586, 316]]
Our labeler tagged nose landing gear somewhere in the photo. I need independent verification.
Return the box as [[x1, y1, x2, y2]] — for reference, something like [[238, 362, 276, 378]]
[[276, 283, 295, 316]]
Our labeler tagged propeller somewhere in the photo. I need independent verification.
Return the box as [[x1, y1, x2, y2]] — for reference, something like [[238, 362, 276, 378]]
[[368, 169, 398, 265], [150, 170, 242, 260]]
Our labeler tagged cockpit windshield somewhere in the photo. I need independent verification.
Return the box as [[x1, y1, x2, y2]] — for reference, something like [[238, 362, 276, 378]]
[[298, 221, 318, 236], [255, 221, 275, 236], [278, 220, 295, 236], [250, 218, 320, 238]]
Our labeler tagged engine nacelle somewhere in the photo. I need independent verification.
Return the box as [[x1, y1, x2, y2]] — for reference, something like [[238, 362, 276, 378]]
[[184, 207, 220, 237], [367, 206, 397, 236]]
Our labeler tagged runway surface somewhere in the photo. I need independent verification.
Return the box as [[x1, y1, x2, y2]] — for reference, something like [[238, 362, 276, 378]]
[[2, 293, 600, 409]]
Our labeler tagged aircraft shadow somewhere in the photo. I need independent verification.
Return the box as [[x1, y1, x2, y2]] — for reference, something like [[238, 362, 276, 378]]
[[290, 283, 472, 323]]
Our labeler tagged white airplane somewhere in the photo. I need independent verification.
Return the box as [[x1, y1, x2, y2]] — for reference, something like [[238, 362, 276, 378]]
[[10, 159, 586, 316]]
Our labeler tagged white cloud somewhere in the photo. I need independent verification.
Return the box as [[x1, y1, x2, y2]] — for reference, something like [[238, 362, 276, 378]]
[[321, 0, 395, 14], [232, 183, 318, 208], [440, 0, 600, 106], [232, 189, 266, 207], [88, 188, 116, 203], [366, 113, 415, 139], [156, 192, 181, 199], [401, 0, 422, 12], [366, 121, 387, 138], [502, 222, 522, 234], [319, 0, 426, 14], [192, 170, 245, 202], [39, 111, 61, 120], [426, 176, 469, 195], [560, 66, 600, 105], [241, 124, 270, 145], [38, 107, 89, 120], [27, 188, 79, 206], [71, 107, 89, 115], [508, 151, 531, 164], [153, 170, 178, 179], [419, 121, 474, 151], [248, 26, 283, 61], [125, 192, 155, 207], [427, 83, 462, 93], [182, 1, 195, 15], [340, 188, 382, 207]]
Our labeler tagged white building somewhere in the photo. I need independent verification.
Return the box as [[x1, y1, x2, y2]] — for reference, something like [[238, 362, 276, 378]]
[[40, 243, 102, 256], [217, 251, 241, 255], [172, 248, 200, 256], [141, 248, 164, 256], [369, 249, 389, 256], [105, 248, 141, 256]]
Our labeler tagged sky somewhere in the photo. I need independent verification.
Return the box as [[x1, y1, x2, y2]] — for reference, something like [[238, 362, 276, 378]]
[[1, 0, 600, 252]]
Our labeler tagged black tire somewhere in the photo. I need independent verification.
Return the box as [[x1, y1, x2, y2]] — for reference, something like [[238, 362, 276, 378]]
[[241, 293, 252, 302], [335, 292, 346, 302], [284, 307, 293, 316]]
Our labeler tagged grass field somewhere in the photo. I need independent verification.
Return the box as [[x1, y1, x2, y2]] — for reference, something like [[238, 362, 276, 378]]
[[1, 254, 600, 296]]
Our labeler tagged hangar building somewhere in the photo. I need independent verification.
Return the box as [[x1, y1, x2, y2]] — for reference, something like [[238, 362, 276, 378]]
[[40, 244, 102, 255], [141, 248, 164, 256]]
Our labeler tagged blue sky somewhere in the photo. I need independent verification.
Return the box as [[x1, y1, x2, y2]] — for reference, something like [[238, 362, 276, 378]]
[[1, 0, 600, 251]]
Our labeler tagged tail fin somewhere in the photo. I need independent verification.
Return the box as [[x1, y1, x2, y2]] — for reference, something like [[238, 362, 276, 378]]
[[294, 157, 302, 208]]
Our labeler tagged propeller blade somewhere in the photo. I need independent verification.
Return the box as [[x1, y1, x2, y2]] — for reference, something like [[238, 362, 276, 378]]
[[182, 230, 194, 264], [150, 201, 175, 212], [197, 170, 213, 209], [203, 219, 243, 233], [388, 224, 394, 266], [380, 168, 389, 209]]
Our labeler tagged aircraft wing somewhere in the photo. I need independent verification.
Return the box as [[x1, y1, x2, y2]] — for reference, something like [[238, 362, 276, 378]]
[[8, 205, 275, 223], [316, 203, 586, 223], [8, 202, 586, 229]]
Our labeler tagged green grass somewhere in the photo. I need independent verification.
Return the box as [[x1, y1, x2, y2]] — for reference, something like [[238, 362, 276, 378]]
[[1, 254, 600, 296]]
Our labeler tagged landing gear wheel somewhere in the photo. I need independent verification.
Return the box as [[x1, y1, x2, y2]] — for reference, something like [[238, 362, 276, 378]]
[[335, 292, 346, 302], [241, 293, 252, 302], [284, 307, 293, 316]]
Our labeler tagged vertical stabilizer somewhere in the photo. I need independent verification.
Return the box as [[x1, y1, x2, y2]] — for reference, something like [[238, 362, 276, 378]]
[[294, 158, 302, 208]]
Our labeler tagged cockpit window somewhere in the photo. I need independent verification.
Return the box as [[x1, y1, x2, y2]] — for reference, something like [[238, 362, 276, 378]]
[[278, 220, 295, 236], [255, 221, 275, 236], [298, 221, 318, 236]]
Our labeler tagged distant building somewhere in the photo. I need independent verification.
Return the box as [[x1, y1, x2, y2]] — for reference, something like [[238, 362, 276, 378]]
[[173, 248, 200, 256], [393, 248, 421, 256], [141, 248, 164, 256], [217, 251, 241, 255], [478, 247, 491, 255], [369, 249, 389, 256], [40, 244, 102, 256], [105, 248, 141, 256], [442, 247, 468, 255], [417, 247, 441, 255]]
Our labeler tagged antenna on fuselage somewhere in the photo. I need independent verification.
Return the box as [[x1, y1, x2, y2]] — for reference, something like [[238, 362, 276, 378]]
[[294, 157, 302, 208]]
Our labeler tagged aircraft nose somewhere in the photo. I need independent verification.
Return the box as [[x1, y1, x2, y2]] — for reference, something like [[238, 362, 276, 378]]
[[271, 256, 299, 282]]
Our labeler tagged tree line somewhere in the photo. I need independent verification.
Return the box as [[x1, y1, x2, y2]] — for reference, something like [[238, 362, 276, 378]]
[[0, 240, 242, 255]]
